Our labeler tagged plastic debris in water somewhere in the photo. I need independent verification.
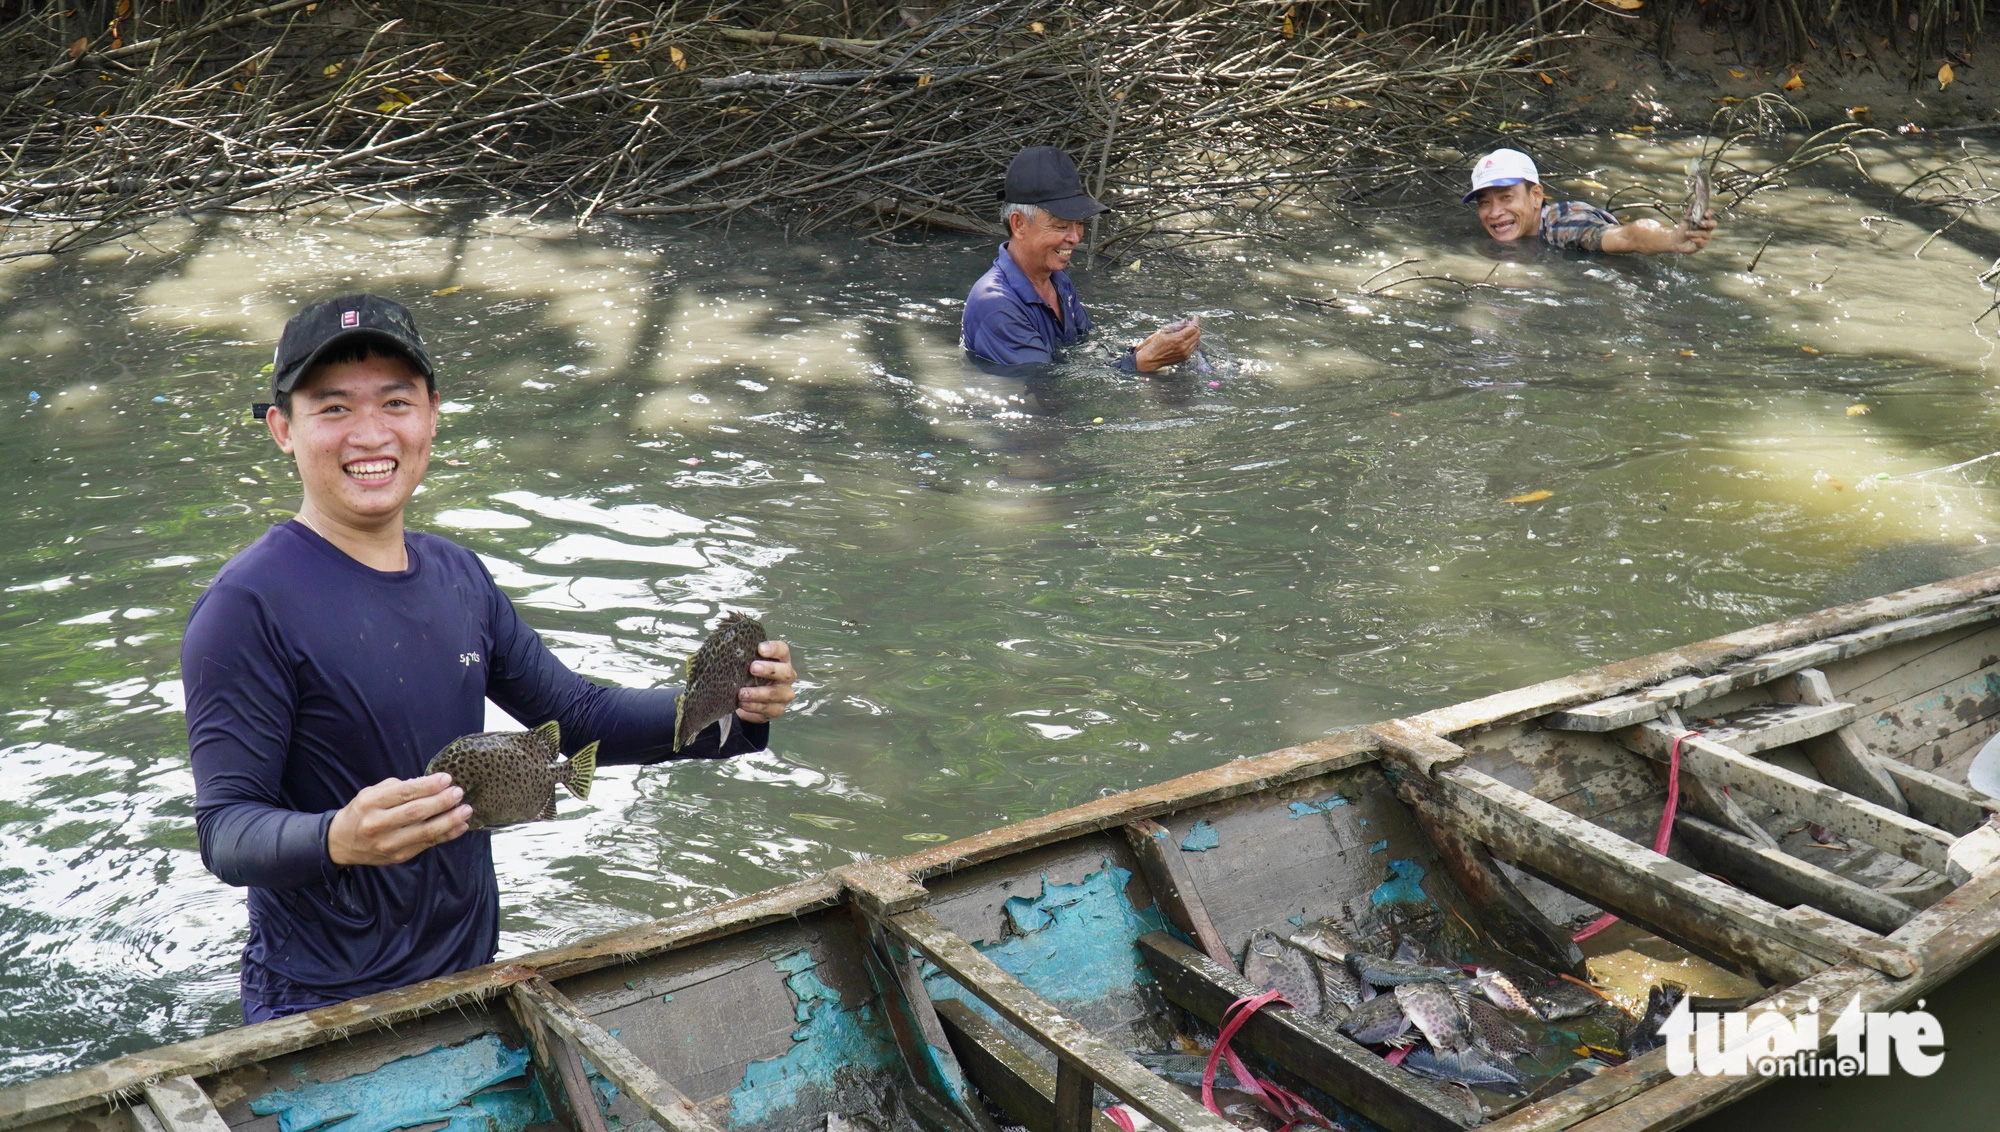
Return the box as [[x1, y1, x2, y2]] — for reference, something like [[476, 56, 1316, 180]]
[[153, 395, 166, 402], [28, 391, 38, 403], [681, 457, 702, 465], [1207, 381, 1220, 389]]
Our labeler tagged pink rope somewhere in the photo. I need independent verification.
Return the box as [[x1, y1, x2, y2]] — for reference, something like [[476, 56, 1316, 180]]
[[1573, 729, 1696, 942], [1103, 1106, 1136, 1132], [1199, 990, 1336, 1132]]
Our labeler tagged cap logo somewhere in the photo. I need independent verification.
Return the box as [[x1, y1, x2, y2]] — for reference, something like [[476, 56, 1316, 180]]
[[341, 310, 359, 328]]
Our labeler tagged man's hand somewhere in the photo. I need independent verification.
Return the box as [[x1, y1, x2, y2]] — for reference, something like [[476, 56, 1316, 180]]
[[1603, 212, 1716, 255], [736, 639, 798, 724], [327, 774, 472, 867], [1133, 320, 1202, 373]]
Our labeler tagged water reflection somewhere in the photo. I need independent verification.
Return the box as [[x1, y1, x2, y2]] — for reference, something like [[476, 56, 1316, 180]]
[[5, 134, 2000, 1085]]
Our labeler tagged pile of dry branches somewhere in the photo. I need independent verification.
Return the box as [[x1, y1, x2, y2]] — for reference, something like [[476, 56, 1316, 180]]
[[0, 0, 1561, 259]]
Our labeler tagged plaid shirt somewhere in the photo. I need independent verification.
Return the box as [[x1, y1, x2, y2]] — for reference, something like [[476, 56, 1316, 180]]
[[1539, 200, 1621, 252]]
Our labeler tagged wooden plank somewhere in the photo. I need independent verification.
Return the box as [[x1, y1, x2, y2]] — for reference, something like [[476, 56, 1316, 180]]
[[1053, 1062, 1095, 1132], [1122, 819, 1232, 966], [1622, 722, 1958, 875], [130, 1102, 168, 1132], [1674, 815, 1913, 934], [1538, 592, 2000, 734], [1884, 759, 2000, 835], [1654, 713, 1782, 850], [1402, 792, 1586, 976], [1947, 820, 2000, 886], [854, 913, 1002, 1132], [881, 908, 1236, 1132], [1783, 668, 1909, 811], [1136, 932, 1476, 1132], [135, 1078, 227, 1132], [1698, 700, 1859, 754], [511, 977, 719, 1132], [506, 984, 611, 1132], [1369, 719, 1467, 777], [933, 1000, 1122, 1132], [1431, 764, 1910, 982]]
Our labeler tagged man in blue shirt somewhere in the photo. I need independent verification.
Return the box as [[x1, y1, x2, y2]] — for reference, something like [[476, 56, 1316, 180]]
[[184, 295, 798, 1021], [962, 146, 1201, 371]]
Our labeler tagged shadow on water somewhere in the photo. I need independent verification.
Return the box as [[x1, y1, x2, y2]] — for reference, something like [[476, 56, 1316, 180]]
[[6, 136, 2000, 1111]]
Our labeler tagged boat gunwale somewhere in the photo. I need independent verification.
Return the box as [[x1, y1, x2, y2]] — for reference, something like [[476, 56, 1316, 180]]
[[8, 566, 2000, 1128]]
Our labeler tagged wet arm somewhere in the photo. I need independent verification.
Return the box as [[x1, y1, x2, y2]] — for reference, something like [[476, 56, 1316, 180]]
[[1601, 217, 1713, 255], [482, 579, 767, 767], [185, 584, 341, 890]]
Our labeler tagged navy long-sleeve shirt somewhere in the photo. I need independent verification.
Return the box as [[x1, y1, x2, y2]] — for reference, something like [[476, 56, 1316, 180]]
[[960, 244, 1136, 371], [183, 521, 765, 1018]]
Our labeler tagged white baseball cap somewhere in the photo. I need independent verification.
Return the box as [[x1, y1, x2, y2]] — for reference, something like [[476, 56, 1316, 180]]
[[1464, 148, 1540, 203]]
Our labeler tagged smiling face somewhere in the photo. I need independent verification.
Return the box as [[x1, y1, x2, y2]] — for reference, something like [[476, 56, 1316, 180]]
[[1473, 181, 1545, 243], [1006, 208, 1085, 280], [267, 350, 438, 540]]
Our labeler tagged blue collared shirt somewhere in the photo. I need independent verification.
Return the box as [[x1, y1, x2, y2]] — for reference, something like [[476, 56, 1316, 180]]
[[961, 244, 1095, 366]]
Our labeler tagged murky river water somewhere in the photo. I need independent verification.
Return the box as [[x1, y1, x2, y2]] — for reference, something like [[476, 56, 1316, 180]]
[[6, 133, 2000, 1123]]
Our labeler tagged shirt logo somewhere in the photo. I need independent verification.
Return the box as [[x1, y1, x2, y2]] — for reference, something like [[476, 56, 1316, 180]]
[[341, 310, 360, 328], [459, 652, 481, 666]]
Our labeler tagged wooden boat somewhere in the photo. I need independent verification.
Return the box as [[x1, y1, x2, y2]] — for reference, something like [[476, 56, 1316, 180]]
[[11, 569, 2000, 1132]]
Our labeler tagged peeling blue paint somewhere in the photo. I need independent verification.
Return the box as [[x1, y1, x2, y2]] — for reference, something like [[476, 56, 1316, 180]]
[[250, 1034, 549, 1132], [1180, 820, 1220, 852], [1370, 859, 1430, 907], [1287, 795, 1349, 817], [927, 862, 1168, 1014], [726, 951, 901, 1129], [1368, 839, 1389, 853]]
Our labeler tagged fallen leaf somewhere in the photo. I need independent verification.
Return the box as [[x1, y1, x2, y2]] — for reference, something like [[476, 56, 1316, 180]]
[[432, 284, 462, 296], [233, 80, 245, 91], [628, 30, 646, 49], [1940, 62, 1955, 90], [1503, 489, 1554, 504], [1598, 0, 1643, 7], [1602, 77, 1618, 92], [324, 62, 343, 77], [1828, 478, 1844, 491], [1126, 258, 1142, 271], [1802, 346, 1820, 355], [1538, 71, 1554, 84], [917, 73, 931, 87], [1728, 68, 1748, 78], [1782, 73, 1805, 91], [669, 46, 686, 70], [1281, 12, 1294, 38], [1029, 21, 1044, 33], [68, 36, 88, 59], [1847, 106, 1870, 118], [1846, 404, 1870, 416], [1677, 349, 1696, 356], [594, 49, 611, 62]]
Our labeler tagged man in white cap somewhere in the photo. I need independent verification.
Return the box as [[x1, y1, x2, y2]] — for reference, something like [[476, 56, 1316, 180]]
[[1466, 148, 1715, 255]]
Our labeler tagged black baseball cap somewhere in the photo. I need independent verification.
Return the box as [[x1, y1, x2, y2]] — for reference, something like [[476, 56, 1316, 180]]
[[270, 293, 434, 400], [998, 146, 1107, 222]]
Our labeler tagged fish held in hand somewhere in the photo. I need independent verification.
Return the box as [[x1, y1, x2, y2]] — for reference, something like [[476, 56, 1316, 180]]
[[675, 611, 772, 752], [1683, 158, 1710, 228], [425, 719, 597, 831]]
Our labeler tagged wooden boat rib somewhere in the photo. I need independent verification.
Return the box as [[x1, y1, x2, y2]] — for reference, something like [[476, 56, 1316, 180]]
[[11, 569, 2000, 1132]]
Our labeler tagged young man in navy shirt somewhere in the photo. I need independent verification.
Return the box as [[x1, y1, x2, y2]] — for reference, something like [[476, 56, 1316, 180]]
[[183, 295, 797, 1022]]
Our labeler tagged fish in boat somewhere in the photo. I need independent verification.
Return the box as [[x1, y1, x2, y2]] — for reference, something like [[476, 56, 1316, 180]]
[[424, 720, 596, 830], [1683, 158, 1710, 228], [1241, 930, 1323, 1019], [18, 571, 2000, 1132], [1463, 995, 1534, 1055], [1339, 991, 1416, 1046], [1346, 953, 1465, 988], [1623, 983, 1687, 1056], [1399, 1044, 1526, 1093], [674, 611, 771, 751], [1470, 967, 1536, 1015], [1392, 981, 1477, 1055]]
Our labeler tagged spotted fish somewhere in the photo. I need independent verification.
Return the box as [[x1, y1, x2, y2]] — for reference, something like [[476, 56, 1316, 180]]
[[1339, 992, 1414, 1047], [1347, 953, 1464, 989], [1242, 930, 1323, 1020], [1624, 983, 1687, 1056], [425, 720, 596, 831], [675, 611, 772, 751], [1464, 996, 1532, 1055]]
